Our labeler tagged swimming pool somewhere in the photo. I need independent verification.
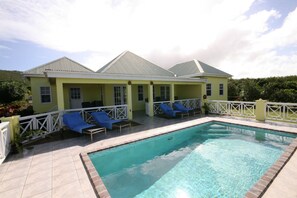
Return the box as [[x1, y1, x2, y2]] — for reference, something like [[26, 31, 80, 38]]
[[88, 121, 296, 197]]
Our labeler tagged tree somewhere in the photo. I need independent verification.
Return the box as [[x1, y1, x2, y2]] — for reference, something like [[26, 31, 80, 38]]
[[0, 81, 27, 104], [228, 79, 240, 100], [242, 80, 262, 101], [272, 89, 297, 103]]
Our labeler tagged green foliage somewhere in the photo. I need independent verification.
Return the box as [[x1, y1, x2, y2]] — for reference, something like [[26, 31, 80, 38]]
[[0, 81, 27, 104], [228, 79, 240, 100], [242, 80, 262, 101], [228, 76, 297, 103]]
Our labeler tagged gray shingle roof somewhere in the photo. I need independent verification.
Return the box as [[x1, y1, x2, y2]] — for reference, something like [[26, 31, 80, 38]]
[[24, 57, 93, 74], [169, 59, 232, 77], [97, 51, 174, 77]]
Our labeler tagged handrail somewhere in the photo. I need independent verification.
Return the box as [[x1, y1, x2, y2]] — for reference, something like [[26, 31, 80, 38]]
[[0, 122, 11, 160], [19, 105, 128, 142], [266, 102, 297, 122], [208, 100, 256, 118], [153, 98, 201, 115]]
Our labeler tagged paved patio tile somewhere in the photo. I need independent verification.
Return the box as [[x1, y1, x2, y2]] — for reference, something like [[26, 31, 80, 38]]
[[29, 190, 51, 198], [76, 167, 89, 180], [29, 160, 53, 174], [26, 169, 52, 185], [79, 177, 94, 192], [53, 161, 76, 176], [53, 169, 79, 188], [2, 166, 30, 181], [52, 180, 84, 198], [52, 156, 73, 167], [83, 189, 97, 198], [0, 187, 23, 198], [22, 178, 52, 198], [0, 176, 26, 192]]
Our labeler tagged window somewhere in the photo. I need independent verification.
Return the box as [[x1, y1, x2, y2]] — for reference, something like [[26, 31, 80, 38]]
[[138, 85, 144, 101], [206, 83, 212, 96], [40, 87, 51, 103], [219, 84, 224, 95], [70, 88, 81, 99], [160, 86, 170, 101]]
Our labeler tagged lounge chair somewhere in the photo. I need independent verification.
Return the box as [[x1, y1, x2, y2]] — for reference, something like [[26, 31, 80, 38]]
[[159, 103, 181, 117], [63, 112, 106, 141], [63, 112, 95, 133], [173, 102, 193, 113], [91, 111, 122, 130]]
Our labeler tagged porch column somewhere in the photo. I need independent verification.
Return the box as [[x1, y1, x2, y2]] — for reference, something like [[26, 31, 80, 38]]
[[201, 83, 206, 109], [127, 83, 133, 120], [255, 99, 267, 121], [56, 79, 65, 111], [148, 84, 154, 117], [170, 83, 175, 103]]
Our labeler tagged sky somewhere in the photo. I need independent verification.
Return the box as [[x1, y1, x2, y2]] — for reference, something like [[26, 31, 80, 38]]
[[0, 0, 297, 79]]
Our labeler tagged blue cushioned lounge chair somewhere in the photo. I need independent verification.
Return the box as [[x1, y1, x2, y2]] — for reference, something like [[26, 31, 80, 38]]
[[91, 111, 122, 130], [63, 112, 95, 133], [159, 103, 181, 117], [173, 102, 193, 113]]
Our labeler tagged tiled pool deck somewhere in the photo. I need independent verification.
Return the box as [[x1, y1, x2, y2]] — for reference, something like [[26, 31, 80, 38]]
[[0, 114, 296, 198]]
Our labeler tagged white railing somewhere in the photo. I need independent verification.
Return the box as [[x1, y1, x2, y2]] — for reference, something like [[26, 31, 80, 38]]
[[175, 98, 201, 109], [153, 98, 201, 115], [153, 101, 171, 115], [266, 102, 297, 122], [208, 100, 256, 118], [19, 105, 128, 142], [0, 122, 11, 160]]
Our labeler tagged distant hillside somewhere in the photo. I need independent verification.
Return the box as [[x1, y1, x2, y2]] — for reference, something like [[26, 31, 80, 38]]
[[0, 70, 29, 84]]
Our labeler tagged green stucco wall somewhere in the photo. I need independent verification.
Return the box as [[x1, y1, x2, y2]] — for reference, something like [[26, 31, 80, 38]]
[[203, 77, 228, 100], [175, 85, 201, 99], [30, 77, 58, 113], [132, 84, 148, 111]]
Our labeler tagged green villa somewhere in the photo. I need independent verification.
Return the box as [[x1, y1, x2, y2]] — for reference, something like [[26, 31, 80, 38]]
[[24, 51, 232, 119]]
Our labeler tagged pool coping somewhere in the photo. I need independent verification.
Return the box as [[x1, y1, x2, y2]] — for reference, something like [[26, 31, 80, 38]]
[[79, 117, 297, 198]]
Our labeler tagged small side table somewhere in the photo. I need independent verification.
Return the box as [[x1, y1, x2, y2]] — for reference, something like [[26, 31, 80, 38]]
[[191, 108, 202, 116], [84, 127, 106, 141], [176, 112, 189, 118], [113, 121, 132, 132]]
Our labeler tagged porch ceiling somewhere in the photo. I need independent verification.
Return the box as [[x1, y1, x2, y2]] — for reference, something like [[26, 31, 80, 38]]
[[45, 71, 207, 83]]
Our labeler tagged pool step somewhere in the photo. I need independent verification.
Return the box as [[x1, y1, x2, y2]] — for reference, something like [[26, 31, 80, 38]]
[[205, 128, 230, 134], [209, 124, 227, 129]]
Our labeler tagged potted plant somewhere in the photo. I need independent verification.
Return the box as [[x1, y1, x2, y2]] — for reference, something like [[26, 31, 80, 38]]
[[11, 133, 23, 154], [202, 102, 210, 115]]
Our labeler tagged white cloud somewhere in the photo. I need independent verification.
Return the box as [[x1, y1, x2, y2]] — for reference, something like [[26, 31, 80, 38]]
[[0, 45, 11, 50], [0, 0, 297, 78]]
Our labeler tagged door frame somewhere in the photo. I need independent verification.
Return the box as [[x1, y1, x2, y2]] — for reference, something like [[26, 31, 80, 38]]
[[69, 87, 83, 109]]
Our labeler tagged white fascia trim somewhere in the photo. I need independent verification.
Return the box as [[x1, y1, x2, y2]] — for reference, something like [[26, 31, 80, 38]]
[[45, 71, 207, 83], [23, 73, 45, 77]]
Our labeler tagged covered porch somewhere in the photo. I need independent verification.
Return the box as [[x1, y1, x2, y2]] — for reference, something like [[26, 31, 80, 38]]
[[53, 76, 206, 120]]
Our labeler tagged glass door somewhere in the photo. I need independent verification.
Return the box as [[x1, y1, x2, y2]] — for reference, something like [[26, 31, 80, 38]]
[[114, 86, 126, 105]]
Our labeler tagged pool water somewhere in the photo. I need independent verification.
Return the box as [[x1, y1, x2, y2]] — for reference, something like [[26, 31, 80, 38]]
[[89, 122, 296, 198]]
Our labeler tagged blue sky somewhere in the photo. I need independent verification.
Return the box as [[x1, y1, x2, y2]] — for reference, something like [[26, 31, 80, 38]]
[[0, 0, 297, 78]]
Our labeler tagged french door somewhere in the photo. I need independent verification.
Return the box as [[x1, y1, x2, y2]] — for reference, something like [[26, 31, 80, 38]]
[[114, 86, 126, 105], [70, 88, 82, 108]]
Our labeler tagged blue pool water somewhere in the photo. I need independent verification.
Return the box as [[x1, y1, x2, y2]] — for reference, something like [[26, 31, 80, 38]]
[[89, 122, 296, 198]]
